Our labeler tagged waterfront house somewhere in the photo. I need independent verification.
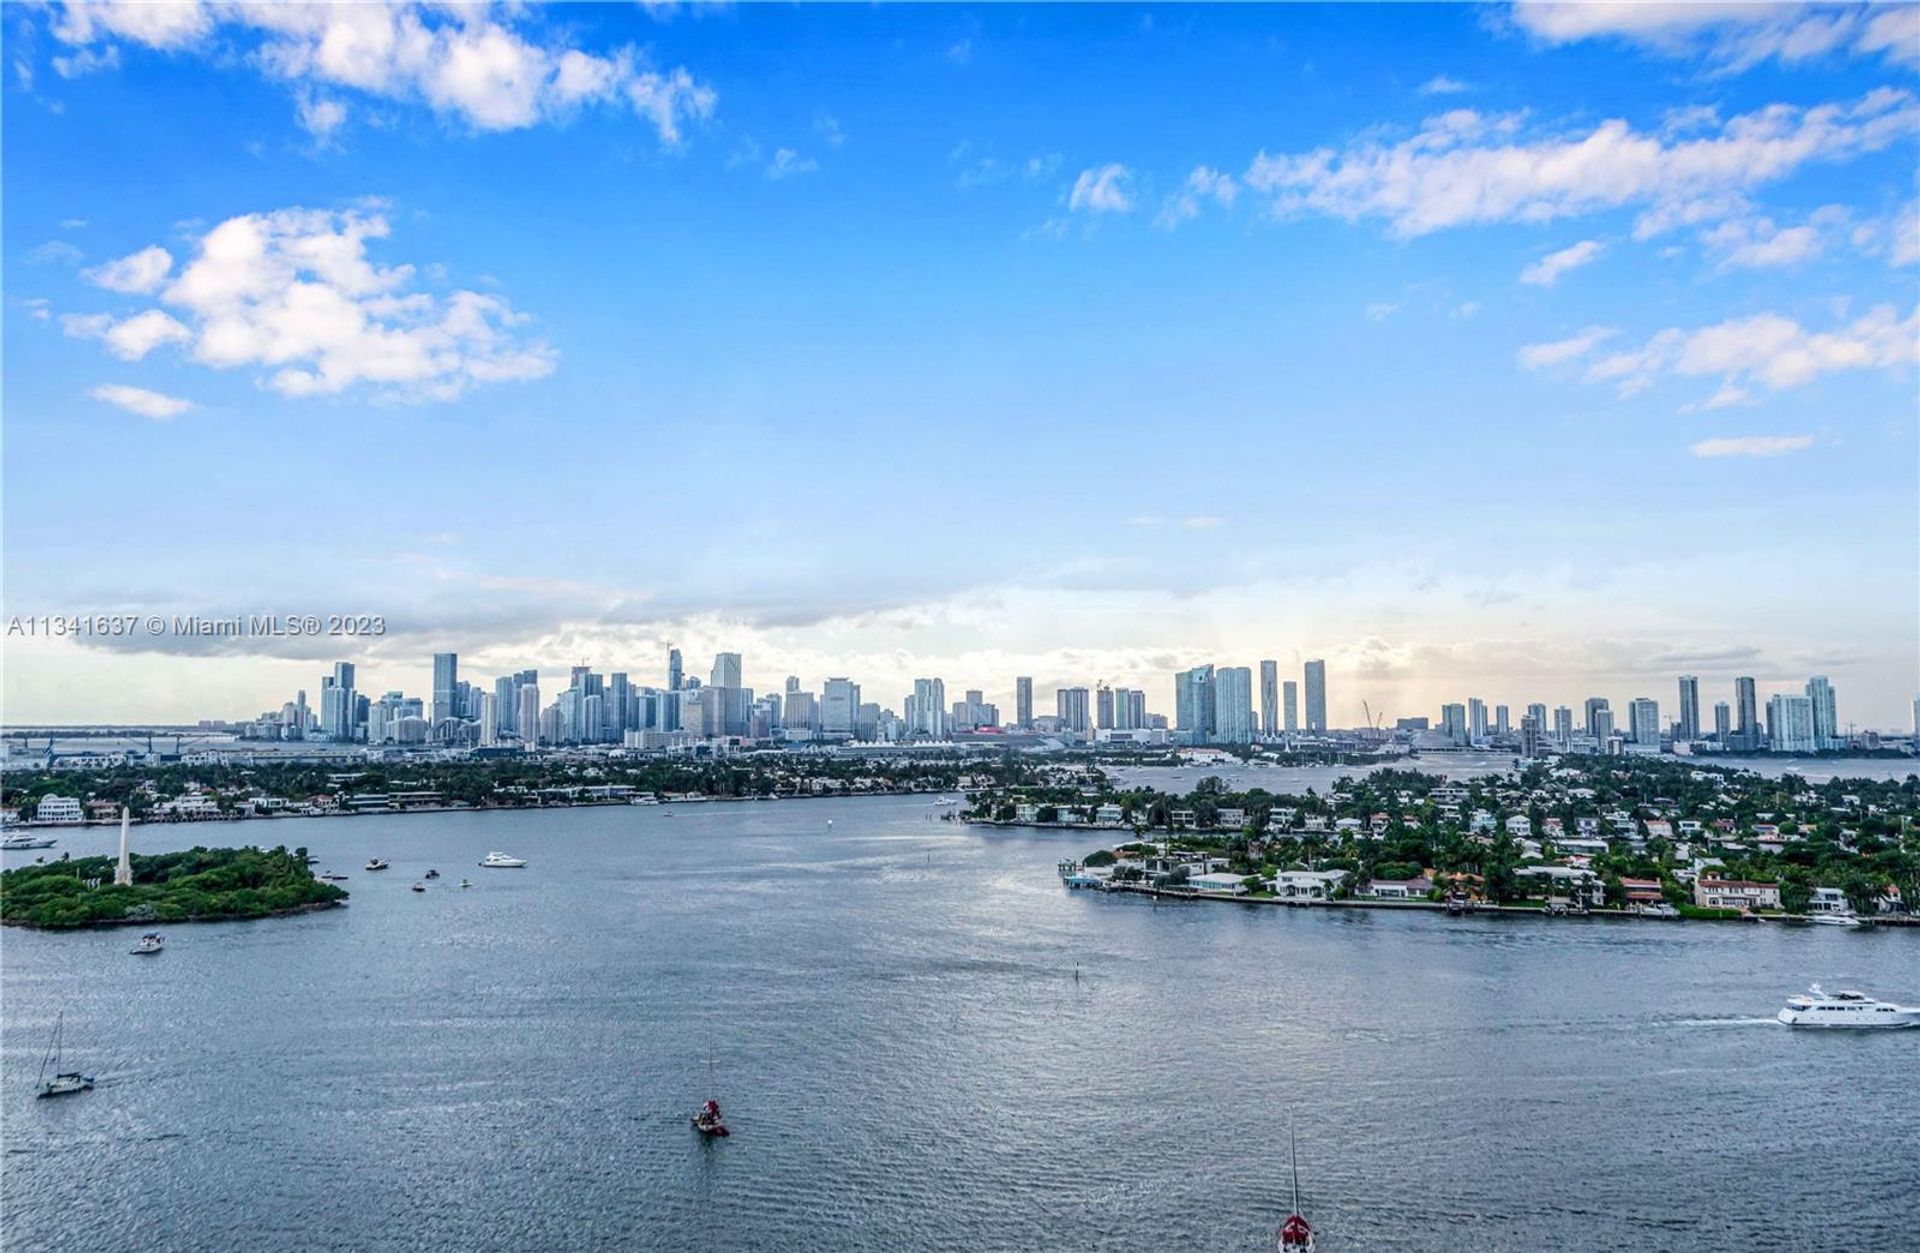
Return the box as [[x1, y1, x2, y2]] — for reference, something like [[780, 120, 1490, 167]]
[[1095, 803, 1126, 827], [1216, 807, 1249, 830], [1807, 887, 1851, 915], [1364, 874, 1434, 900], [1516, 865, 1605, 906], [1693, 877, 1781, 912], [1169, 808, 1196, 829], [1272, 869, 1348, 901], [1014, 803, 1039, 823], [1190, 871, 1251, 895], [1620, 877, 1665, 906], [33, 795, 84, 824]]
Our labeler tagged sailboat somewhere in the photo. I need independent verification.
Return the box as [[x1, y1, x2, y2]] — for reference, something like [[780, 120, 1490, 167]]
[[693, 1049, 730, 1136], [1278, 1121, 1315, 1250], [36, 1011, 94, 1098]]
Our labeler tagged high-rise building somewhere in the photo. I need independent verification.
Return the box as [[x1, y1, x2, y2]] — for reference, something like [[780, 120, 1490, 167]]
[[1519, 714, 1545, 758], [1583, 697, 1610, 739], [1467, 698, 1488, 742], [1282, 681, 1299, 732], [822, 678, 860, 736], [1735, 676, 1758, 749], [477, 692, 498, 746], [1015, 676, 1033, 730], [1526, 703, 1548, 734], [1303, 660, 1327, 732], [1629, 697, 1660, 746], [1805, 675, 1837, 750], [711, 652, 742, 690], [1259, 660, 1279, 736], [1676, 674, 1701, 742], [1441, 703, 1468, 746], [516, 682, 541, 745], [1494, 704, 1510, 736], [1095, 686, 1115, 730], [1713, 701, 1731, 743], [1111, 687, 1145, 731], [1768, 693, 1816, 753], [1174, 665, 1215, 742], [432, 652, 458, 727], [667, 648, 683, 692], [910, 678, 947, 737], [1553, 705, 1573, 745], [785, 689, 818, 737], [1215, 667, 1254, 744], [1057, 687, 1091, 733]]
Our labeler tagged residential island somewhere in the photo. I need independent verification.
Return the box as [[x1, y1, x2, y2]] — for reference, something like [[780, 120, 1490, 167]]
[[1, 846, 347, 930]]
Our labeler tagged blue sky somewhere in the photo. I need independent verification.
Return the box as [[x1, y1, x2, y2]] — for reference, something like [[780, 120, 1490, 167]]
[[4, 2, 1917, 729]]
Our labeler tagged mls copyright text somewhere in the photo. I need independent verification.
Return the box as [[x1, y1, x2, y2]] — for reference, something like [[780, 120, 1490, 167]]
[[5, 613, 388, 639]]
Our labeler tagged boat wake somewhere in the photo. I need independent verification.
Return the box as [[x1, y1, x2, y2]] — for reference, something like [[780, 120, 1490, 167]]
[[1671, 1015, 1782, 1028]]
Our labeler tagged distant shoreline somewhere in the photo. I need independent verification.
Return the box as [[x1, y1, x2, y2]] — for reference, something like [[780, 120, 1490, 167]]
[[2, 899, 347, 931]]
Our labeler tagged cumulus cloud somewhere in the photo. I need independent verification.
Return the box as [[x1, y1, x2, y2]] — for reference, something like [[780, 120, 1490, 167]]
[[40, 2, 716, 144], [1520, 239, 1604, 285], [1510, 1, 1920, 72], [1699, 206, 1848, 269], [1528, 303, 1918, 400], [82, 244, 172, 293], [61, 206, 556, 401], [1155, 165, 1239, 228], [1068, 163, 1135, 214], [765, 148, 818, 180], [1242, 88, 1917, 238], [1419, 74, 1473, 95], [1689, 434, 1815, 458], [88, 383, 194, 420]]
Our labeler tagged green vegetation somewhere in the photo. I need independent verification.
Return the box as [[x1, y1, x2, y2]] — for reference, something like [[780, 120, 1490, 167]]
[[1, 845, 346, 929]]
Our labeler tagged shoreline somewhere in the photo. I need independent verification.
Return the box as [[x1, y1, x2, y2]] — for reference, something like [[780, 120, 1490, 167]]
[[2, 899, 348, 932]]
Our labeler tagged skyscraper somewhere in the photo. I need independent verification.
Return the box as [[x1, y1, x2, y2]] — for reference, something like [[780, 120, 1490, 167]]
[[1467, 697, 1487, 742], [1714, 700, 1731, 743], [1174, 665, 1215, 743], [516, 682, 541, 745], [1215, 667, 1254, 744], [1629, 697, 1660, 746], [1527, 703, 1548, 734], [1303, 660, 1327, 732], [432, 652, 458, 728], [1735, 676, 1758, 750], [822, 677, 860, 736], [1805, 675, 1837, 750], [1015, 676, 1033, 730], [1095, 686, 1115, 730], [1259, 660, 1279, 736], [1282, 681, 1298, 732], [1057, 687, 1091, 733], [1441, 703, 1468, 746], [711, 652, 742, 690], [667, 648, 683, 692], [1583, 697, 1610, 738], [1494, 704, 1510, 736], [1768, 693, 1816, 753], [1676, 674, 1701, 742], [1553, 705, 1573, 745], [911, 678, 947, 737]]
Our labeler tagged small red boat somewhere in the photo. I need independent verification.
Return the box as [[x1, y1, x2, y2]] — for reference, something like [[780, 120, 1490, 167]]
[[692, 1099, 730, 1137], [1278, 1123, 1315, 1250]]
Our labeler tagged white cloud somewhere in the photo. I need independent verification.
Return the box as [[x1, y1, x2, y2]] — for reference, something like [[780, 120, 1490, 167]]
[[766, 148, 818, 180], [1517, 325, 1617, 369], [83, 244, 173, 294], [64, 308, 193, 360], [1156, 165, 1239, 228], [88, 383, 194, 420], [1520, 239, 1604, 285], [1419, 74, 1472, 95], [1698, 208, 1844, 269], [62, 206, 556, 401], [1243, 89, 1917, 238], [1689, 434, 1815, 459], [1510, 1, 1920, 72], [1364, 301, 1402, 322], [1068, 163, 1135, 214], [1570, 304, 1919, 399], [41, 3, 716, 145]]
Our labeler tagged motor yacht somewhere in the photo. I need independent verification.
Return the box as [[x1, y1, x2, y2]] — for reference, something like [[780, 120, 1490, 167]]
[[3, 833, 58, 850], [1808, 912, 1864, 928], [365, 858, 390, 872], [1777, 984, 1919, 1028], [130, 932, 164, 955], [478, 851, 527, 868]]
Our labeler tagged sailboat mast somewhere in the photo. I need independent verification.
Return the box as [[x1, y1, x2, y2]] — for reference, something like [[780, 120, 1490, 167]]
[[1290, 1120, 1301, 1215]]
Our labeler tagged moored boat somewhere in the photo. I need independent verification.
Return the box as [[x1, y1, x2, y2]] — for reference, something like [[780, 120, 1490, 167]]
[[35, 1012, 94, 1098], [3, 834, 58, 850], [130, 932, 164, 955], [1777, 984, 1919, 1028], [365, 858, 390, 872], [692, 1099, 730, 1137]]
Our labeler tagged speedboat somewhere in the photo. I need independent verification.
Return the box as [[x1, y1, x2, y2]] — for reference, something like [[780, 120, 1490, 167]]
[[1277, 1122, 1314, 1250], [130, 932, 164, 955], [1809, 912, 1863, 928], [1639, 902, 1680, 919], [458, 878, 473, 889], [320, 873, 351, 882], [410, 882, 426, 893], [3, 834, 57, 850], [1777, 984, 1919, 1028], [365, 858, 390, 872], [478, 851, 527, 868]]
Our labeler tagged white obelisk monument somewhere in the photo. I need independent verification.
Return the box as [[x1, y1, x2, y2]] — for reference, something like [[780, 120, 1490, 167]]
[[114, 806, 133, 886]]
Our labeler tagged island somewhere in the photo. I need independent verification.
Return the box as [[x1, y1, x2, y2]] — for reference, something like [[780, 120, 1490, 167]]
[[1, 846, 348, 929]]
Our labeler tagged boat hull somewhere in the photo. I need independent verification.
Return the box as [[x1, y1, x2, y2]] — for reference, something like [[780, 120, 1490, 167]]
[[1777, 1007, 1919, 1028]]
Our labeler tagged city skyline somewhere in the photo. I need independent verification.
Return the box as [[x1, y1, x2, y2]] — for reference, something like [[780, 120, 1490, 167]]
[[4, 3, 1917, 726]]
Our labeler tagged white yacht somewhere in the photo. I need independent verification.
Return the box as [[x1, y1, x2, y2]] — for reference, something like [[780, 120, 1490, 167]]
[[1777, 985, 1919, 1028], [1809, 912, 1864, 928], [130, 932, 164, 955], [478, 851, 527, 868], [3, 834, 58, 850]]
